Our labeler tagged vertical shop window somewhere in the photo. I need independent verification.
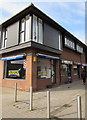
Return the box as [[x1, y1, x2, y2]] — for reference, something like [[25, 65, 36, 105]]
[[19, 15, 31, 43], [2, 28, 7, 48], [4, 59, 26, 79], [73, 65, 78, 75], [61, 64, 68, 77], [33, 15, 43, 44], [37, 58, 51, 79]]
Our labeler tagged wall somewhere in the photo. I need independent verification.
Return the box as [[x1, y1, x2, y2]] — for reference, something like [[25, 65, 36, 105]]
[[61, 48, 81, 62]]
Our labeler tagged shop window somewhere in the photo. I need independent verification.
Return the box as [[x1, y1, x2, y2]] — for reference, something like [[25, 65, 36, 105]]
[[61, 64, 67, 77], [37, 58, 51, 79], [4, 59, 26, 79], [73, 65, 78, 75], [33, 15, 43, 44], [2, 28, 7, 48]]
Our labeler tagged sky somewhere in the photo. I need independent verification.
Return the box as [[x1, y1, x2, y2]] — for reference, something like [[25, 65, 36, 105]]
[[0, 0, 86, 44]]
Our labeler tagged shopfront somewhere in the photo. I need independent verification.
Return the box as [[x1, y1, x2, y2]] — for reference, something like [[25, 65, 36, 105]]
[[61, 60, 73, 83], [73, 62, 81, 80], [2, 55, 26, 80], [82, 63, 87, 74], [36, 53, 60, 90]]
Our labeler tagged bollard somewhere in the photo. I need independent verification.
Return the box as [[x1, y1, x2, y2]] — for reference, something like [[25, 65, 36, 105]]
[[77, 96, 82, 120], [47, 91, 50, 119], [30, 86, 33, 111], [14, 82, 17, 102]]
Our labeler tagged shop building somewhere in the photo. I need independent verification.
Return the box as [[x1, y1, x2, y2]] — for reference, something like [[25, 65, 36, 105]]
[[0, 4, 87, 91]]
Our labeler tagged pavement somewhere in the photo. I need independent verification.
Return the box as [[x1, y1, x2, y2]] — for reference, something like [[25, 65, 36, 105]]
[[0, 80, 86, 120]]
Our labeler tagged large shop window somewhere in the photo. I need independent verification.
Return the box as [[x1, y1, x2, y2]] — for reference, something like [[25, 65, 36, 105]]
[[61, 64, 67, 77], [37, 58, 51, 79], [4, 59, 26, 79]]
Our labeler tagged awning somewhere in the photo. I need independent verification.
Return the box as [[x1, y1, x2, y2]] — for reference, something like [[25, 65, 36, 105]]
[[82, 63, 87, 66], [2, 55, 25, 61], [36, 53, 60, 60]]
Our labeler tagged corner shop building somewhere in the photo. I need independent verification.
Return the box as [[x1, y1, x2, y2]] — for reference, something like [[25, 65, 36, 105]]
[[0, 4, 87, 91]]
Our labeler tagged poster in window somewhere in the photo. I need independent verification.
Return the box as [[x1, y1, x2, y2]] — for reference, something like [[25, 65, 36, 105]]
[[8, 70, 20, 77]]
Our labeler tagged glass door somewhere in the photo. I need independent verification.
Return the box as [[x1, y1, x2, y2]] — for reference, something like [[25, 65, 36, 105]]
[[51, 60, 56, 84]]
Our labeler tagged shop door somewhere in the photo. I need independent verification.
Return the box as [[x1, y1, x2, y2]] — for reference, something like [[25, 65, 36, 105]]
[[67, 64, 72, 76], [51, 60, 56, 84], [77, 65, 80, 79]]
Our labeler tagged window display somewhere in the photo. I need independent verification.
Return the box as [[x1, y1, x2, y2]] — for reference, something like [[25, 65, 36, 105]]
[[61, 64, 67, 77], [4, 59, 26, 79], [37, 58, 51, 79], [73, 65, 78, 75]]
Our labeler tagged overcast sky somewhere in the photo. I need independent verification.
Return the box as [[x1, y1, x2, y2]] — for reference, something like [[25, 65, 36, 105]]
[[0, 0, 86, 44]]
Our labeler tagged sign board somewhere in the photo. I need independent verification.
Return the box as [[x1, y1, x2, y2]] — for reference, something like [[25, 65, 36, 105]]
[[8, 70, 20, 77]]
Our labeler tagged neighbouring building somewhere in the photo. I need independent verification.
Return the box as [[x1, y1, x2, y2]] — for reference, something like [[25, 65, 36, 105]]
[[0, 4, 87, 91]]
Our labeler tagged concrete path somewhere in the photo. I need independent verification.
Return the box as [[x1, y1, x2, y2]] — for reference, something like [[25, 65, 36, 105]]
[[0, 80, 86, 119]]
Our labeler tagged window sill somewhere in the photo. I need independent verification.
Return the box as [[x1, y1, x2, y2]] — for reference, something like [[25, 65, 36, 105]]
[[3, 78, 26, 81]]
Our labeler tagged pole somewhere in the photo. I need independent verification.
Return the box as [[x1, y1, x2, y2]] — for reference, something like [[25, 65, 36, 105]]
[[14, 82, 17, 102], [77, 96, 82, 120], [47, 91, 50, 119], [30, 86, 33, 111]]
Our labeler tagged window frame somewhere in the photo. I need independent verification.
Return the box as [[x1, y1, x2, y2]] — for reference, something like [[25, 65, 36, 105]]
[[19, 15, 31, 44], [32, 14, 43, 44], [4, 58, 26, 80], [2, 28, 7, 48], [58, 31, 62, 50]]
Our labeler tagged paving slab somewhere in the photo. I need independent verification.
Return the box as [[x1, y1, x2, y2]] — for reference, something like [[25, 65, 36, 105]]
[[0, 80, 86, 119]]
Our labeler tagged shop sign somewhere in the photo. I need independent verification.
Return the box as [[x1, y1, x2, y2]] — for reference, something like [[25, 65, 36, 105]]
[[8, 70, 20, 77], [74, 61, 81, 65], [73, 65, 77, 68], [38, 71, 48, 78], [82, 63, 87, 66], [33, 57, 37, 62], [65, 37, 75, 50], [62, 60, 73, 64], [76, 45, 83, 53]]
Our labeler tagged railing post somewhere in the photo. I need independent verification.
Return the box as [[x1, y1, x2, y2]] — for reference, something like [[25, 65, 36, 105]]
[[14, 82, 17, 102], [47, 91, 50, 119], [77, 96, 82, 120], [30, 86, 33, 111]]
